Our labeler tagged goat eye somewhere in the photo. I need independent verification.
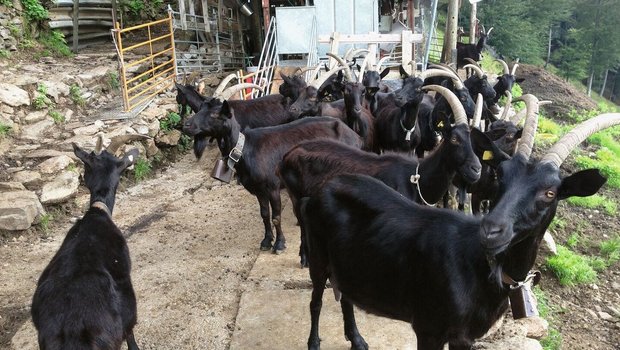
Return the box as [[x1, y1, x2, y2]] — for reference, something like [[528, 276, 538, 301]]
[[450, 136, 458, 144], [545, 191, 556, 199]]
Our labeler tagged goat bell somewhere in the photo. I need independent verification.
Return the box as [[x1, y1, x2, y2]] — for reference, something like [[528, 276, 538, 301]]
[[211, 158, 234, 183]]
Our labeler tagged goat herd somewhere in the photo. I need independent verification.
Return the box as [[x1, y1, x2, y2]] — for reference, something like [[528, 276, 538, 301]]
[[28, 48, 619, 350]]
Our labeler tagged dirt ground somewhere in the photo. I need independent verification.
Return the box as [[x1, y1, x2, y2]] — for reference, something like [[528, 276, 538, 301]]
[[1, 63, 619, 349]]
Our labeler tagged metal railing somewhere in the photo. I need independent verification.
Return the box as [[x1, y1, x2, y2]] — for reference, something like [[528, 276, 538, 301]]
[[112, 13, 176, 112], [250, 17, 279, 98], [304, 16, 319, 82]]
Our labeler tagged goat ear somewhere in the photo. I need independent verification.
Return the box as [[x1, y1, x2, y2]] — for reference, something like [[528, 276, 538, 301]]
[[558, 169, 606, 200], [73, 143, 94, 168], [514, 128, 523, 139], [119, 148, 140, 171], [220, 100, 233, 119], [399, 65, 409, 78], [380, 67, 390, 79], [484, 128, 507, 141], [470, 128, 510, 167]]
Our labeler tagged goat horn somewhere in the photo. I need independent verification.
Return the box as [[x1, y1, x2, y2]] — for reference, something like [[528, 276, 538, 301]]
[[464, 58, 480, 67], [463, 64, 485, 78], [429, 63, 460, 76], [358, 56, 371, 82], [513, 94, 540, 160], [218, 83, 264, 101], [326, 53, 354, 81], [511, 62, 519, 76], [343, 47, 355, 61], [376, 56, 391, 72], [107, 134, 150, 156], [421, 68, 464, 90], [310, 66, 347, 89], [422, 84, 468, 125], [510, 100, 552, 125], [541, 113, 620, 168], [346, 49, 369, 61], [213, 73, 238, 97], [487, 27, 494, 36], [495, 59, 510, 75], [501, 91, 513, 121], [472, 94, 483, 129], [95, 132, 104, 154], [295, 66, 317, 76]]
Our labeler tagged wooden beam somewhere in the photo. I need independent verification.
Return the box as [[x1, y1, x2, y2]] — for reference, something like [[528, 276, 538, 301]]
[[470, 2, 477, 44], [441, 0, 459, 65], [318, 33, 423, 44], [72, 0, 79, 52], [262, 0, 270, 32]]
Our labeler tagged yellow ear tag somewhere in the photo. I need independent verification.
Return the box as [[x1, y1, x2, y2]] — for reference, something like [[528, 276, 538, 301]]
[[437, 121, 444, 129], [483, 150, 494, 161]]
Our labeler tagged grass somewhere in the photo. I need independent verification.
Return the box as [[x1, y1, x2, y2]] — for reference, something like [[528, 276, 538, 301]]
[[566, 194, 617, 215], [0, 49, 10, 59], [107, 71, 120, 90], [39, 30, 72, 57], [574, 123, 620, 188], [548, 215, 566, 234], [32, 83, 52, 110], [534, 287, 562, 350], [38, 213, 53, 233], [536, 116, 564, 147], [177, 134, 192, 152], [133, 158, 152, 182], [49, 110, 65, 124], [600, 236, 620, 266], [160, 112, 181, 132], [22, 0, 48, 22], [0, 123, 12, 138], [546, 245, 598, 286], [566, 232, 581, 249], [69, 84, 85, 107]]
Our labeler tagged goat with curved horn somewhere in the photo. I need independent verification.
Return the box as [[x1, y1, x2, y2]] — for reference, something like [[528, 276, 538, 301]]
[[213, 73, 238, 97], [464, 64, 485, 78], [513, 94, 539, 159], [217, 83, 264, 101], [326, 53, 354, 81], [472, 93, 484, 129], [464, 58, 481, 68], [376, 56, 391, 72], [509, 100, 552, 125], [495, 59, 510, 75], [95, 132, 104, 155], [422, 84, 468, 125], [511, 62, 519, 76], [500, 91, 513, 121], [345, 49, 369, 62], [541, 113, 620, 168], [358, 56, 371, 83], [107, 134, 150, 155]]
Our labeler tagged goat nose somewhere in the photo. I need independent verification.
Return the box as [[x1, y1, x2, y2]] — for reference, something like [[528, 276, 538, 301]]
[[471, 164, 481, 175]]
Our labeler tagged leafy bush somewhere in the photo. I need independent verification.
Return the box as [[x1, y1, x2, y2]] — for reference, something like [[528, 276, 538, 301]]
[[546, 245, 598, 286], [39, 30, 72, 57], [33, 83, 52, 109], [133, 158, 152, 182], [21, 0, 48, 22], [69, 84, 85, 107], [119, 0, 164, 21], [0, 123, 12, 138], [160, 112, 181, 132], [49, 110, 65, 124]]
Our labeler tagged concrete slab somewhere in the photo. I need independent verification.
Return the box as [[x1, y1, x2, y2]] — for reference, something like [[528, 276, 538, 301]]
[[230, 289, 417, 350]]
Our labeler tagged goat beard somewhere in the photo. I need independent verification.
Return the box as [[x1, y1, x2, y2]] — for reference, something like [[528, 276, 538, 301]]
[[193, 136, 209, 159]]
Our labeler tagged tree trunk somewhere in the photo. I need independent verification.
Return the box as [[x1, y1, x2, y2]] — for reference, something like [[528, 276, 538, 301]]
[[441, 0, 459, 66], [545, 26, 552, 69], [600, 69, 608, 96], [587, 70, 594, 96]]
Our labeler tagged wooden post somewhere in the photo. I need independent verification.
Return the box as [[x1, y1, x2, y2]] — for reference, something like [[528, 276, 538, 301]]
[[470, 2, 477, 44], [441, 0, 459, 65], [201, 0, 210, 32], [72, 0, 79, 53], [262, 0, 270, 33], [402, 30, 414, 74]]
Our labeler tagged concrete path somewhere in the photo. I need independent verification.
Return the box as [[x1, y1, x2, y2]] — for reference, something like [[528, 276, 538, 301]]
[[229, 197, 418, 350]]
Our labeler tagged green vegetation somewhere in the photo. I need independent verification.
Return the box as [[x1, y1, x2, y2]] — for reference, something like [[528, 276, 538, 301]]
[[21, 0, 48, 22], [32, 83, 52, 110], [546, 245, 598, 286], [107, 71, 120, 90], [1, 0, 13, 6], [38, 213, 53, 233], [0, 49, 10, 59], [534, 287, 562, 350], [536, 116, 564, 147], [49, 110, 65, 124], [160, 112, 181, 132], [0, 123, 12, 138], [119, 0, 164, 22], [18, 39, 36, 49], [575, 130, 620, 189], [69, 84, 85, 107], [600, 236, 620, 266], [177, 134, 192, 152], [566, 232, 581, 249], [566, 194, 617, 215], [548, 215, 566, 234], [133, 158, 152, 182], [39, 30, 72, 57]]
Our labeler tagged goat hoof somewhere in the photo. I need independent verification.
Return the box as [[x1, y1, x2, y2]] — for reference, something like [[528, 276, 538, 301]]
[[272, 240, 286, 254]]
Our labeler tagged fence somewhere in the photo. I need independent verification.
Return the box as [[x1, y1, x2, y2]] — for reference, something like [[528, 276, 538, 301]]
[[112, 13, 177, 112]]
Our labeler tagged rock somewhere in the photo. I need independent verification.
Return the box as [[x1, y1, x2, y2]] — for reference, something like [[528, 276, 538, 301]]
[[612, 282, 620, 290], [0, 103, 14, 114], [609, 306, 620, 318], [23, 110, 47, 124], [141, 106, 164, 121], [0, 182, 26, 191], [60, 134, 99, 151], [20, 119, 54, 141], [133, 123, 150, 135], [38, 155, 75, 174], [156, 129, 182, 146], [11, 170, 42, 188], [0, 83, 30, 107], [64, 109, 74, 122], [148, 119, 160, 137], [515, 316, 548, 339], [475, 336, 542, 350], [24, 149, 66, 159], [72, 120, 104, 136], [77, 67, 111, 87], [586, 308, 598, 319], [39, 171, 80, 204], [145, 138, 159, 157], [0, 190, 45, 231], [41, 80, 69, 102], [598, 311, 613, 321]]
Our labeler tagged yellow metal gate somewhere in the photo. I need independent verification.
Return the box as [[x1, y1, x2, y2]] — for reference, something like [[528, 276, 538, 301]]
[[113, 13, 177, 112]]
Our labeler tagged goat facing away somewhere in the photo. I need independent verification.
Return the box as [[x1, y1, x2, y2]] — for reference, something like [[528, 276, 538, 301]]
[[31, 140, 140, 350], [183, 100, 362, 253], [300, 97, 617, 350]]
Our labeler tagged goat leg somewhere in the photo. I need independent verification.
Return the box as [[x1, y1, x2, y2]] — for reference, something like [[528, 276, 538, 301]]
[[257, 196, 274, 250], [269, 191, 286, 254], [126, 331, 140, 350], [308, 269, 328, 350], [340, 298, 368, 350]]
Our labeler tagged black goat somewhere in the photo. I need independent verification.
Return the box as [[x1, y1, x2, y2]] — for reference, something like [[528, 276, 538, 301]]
[[300, 97, 613, 350], [456, 25, 493, 69], [343, 81, 375, 151], [280, 85, 506, 267], [32, 141, 140, 350], [279, 72, 308, 101], [183, 100, 362, 253], [492, 59, 524, 104], [175, 82, 205, 119]]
